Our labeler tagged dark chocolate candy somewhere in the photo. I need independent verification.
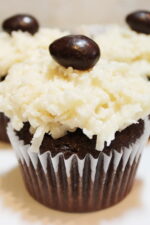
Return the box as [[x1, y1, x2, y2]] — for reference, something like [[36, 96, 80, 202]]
[[126, 10, 150, 34], [49, 35, 100, 70], [2, 14, 39, 35]]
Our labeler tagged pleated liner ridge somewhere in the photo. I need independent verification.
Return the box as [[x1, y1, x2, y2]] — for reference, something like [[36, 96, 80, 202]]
[[7, 118, 150, 212]]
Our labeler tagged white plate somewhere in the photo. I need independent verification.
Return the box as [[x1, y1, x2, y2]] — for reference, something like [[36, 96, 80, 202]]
[[0, 142, 150, 225]]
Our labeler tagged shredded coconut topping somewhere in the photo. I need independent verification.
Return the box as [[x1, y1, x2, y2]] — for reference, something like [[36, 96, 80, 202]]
[[0, 45, 150, 151], [0, 28, 68, 76]]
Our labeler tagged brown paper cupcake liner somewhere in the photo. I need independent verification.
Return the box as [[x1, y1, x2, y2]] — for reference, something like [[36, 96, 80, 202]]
[[7, 118, 150, 212], [0, 112, 9, 143]]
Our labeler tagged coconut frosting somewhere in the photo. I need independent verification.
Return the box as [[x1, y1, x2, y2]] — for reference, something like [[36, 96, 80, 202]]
[[75, 24, 150, 79], [0, 28, 68, 76], [0, 45, 150, 152]]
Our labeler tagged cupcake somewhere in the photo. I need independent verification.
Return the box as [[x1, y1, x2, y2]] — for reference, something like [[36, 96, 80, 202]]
[[0, 14, 68, 143], [75, 11, 150, 81], [0, 30, 150, 212]]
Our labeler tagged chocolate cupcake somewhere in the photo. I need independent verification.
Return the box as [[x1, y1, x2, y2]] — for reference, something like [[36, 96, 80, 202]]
[[0, 14, 68, 143], [0, 34, 150, 212], [0, 112, 9, 143], [76, 12, 150, 80], [0, 76, 9, 143]]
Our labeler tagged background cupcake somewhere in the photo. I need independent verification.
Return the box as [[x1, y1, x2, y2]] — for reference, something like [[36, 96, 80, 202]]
[[75, 11, 150, 81], [0, 32, 150, 212], [0, 14, 68, 143]]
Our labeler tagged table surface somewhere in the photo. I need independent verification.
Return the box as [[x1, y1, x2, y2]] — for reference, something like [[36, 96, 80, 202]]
[[0, 142, 150, 225]]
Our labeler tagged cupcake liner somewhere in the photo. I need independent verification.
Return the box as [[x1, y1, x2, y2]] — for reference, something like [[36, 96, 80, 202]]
[[0, 112, 9, 143], [7, 117, 150, 212]]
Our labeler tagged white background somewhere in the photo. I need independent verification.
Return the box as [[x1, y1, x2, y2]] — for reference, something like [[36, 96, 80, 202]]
[[0, 0, 150, 28]]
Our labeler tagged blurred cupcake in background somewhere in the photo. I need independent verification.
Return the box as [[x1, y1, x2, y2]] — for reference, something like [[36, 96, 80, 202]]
[[75, 10, 150, 81], [0, 13, 68, 143], [0, 30, 150, 212]]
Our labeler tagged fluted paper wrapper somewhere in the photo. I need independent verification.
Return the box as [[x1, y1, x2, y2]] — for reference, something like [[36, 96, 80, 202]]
[[0, 112, 9, 143], [7, 118, 150, 212]]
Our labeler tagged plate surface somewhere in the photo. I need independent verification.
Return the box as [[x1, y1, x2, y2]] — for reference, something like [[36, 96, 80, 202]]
[[0, 142, 150, 225]]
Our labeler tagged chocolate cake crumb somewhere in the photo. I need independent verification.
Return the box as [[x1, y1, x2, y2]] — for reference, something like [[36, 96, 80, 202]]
[[16, 119, 144, 159]]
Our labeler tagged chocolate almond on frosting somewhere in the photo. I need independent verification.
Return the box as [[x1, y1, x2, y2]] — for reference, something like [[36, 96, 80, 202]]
[[126, 10, 150, 34], [2, 14, 39, 35], [49, 35, 100, 70]]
